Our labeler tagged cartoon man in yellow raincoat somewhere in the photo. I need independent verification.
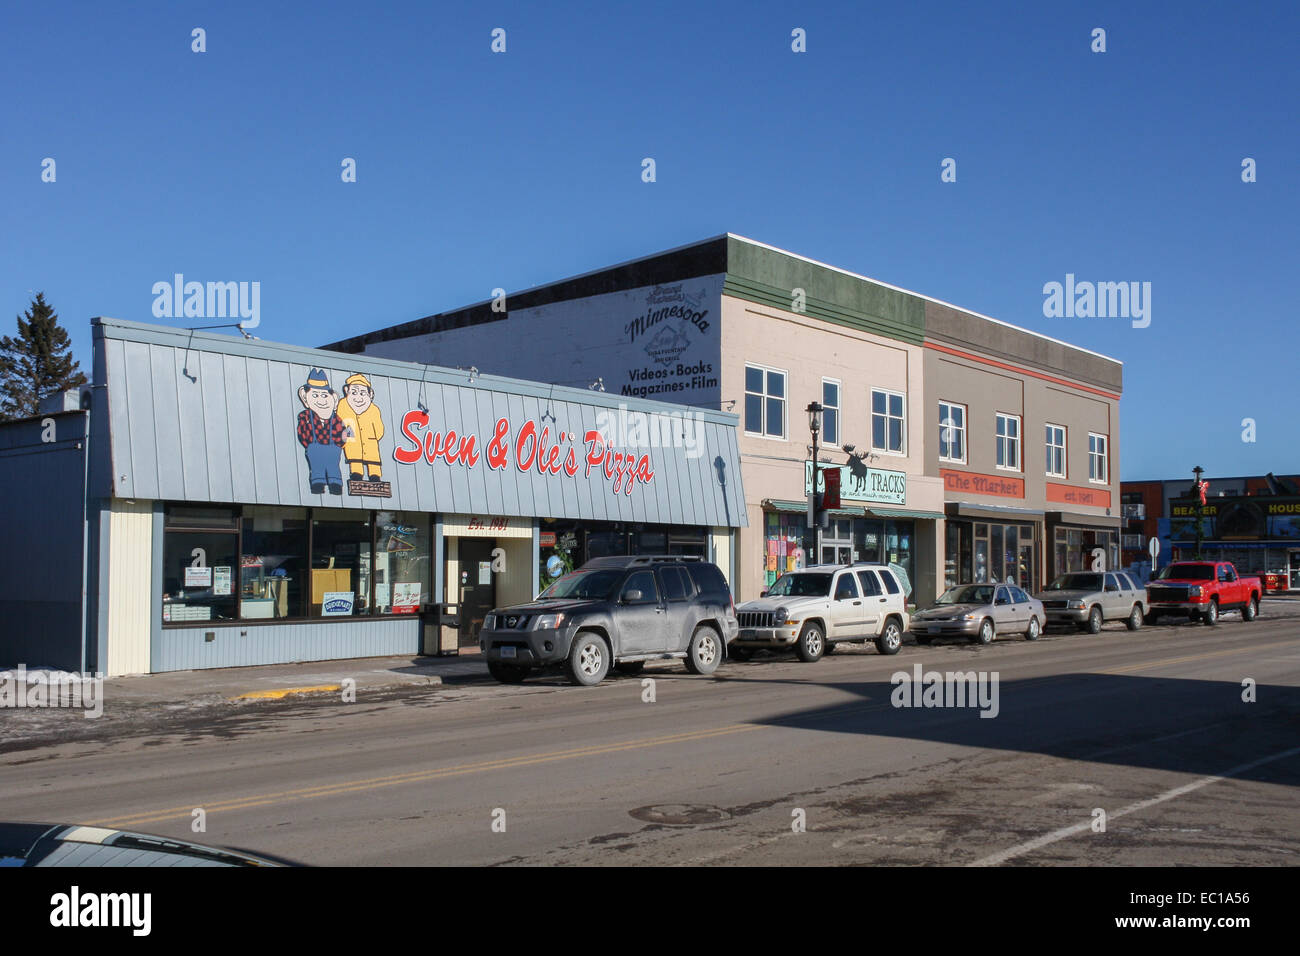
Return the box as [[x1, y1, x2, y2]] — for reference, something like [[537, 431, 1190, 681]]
[[337, 372, 385, 481]]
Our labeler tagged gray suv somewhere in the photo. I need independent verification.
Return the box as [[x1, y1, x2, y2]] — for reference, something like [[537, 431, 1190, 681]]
[[480, 556, 739, 686]]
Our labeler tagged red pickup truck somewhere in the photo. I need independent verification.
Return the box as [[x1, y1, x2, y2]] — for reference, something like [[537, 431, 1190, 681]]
[[1145, 561, 1262, 626]]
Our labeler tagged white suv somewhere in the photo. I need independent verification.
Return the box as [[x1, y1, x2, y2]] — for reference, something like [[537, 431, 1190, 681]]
[[731, 563, 911, 662]]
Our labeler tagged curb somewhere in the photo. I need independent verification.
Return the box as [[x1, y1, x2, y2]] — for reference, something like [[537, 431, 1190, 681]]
[[229, 675, 444, 702]]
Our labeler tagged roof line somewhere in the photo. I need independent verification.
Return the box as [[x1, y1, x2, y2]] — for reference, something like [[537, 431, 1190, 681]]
[[725, 233, 1124, 367]]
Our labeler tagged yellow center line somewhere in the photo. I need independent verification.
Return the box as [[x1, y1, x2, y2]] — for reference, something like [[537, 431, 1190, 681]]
[[87, 723, 761, 829]]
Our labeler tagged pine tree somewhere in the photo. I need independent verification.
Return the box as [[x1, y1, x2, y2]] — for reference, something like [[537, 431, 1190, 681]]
[[0, 293, 88, 421]]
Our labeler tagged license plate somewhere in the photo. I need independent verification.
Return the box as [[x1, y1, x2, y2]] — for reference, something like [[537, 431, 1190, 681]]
[[499, 646, 516, 659]]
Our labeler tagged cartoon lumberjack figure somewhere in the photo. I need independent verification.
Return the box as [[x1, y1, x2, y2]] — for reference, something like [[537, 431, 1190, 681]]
[[296, 368, 350, 495], [337, 372, 385, 481]]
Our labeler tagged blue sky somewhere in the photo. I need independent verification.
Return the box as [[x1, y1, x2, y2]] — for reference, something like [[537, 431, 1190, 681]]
[[3, 0, 1296, 481]]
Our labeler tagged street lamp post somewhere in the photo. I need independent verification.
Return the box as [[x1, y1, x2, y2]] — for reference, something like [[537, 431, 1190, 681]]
[[807, 401, 823, 566], [1192, 465, 1205, 560]]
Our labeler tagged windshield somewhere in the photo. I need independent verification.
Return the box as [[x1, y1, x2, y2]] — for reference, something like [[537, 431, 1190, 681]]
[[766, 573, 833, 597], [1046, 573, 1103, 591], [1155, 564, 1215, 581], [936, 585, 995, 606], [537, 569, 623, 600]]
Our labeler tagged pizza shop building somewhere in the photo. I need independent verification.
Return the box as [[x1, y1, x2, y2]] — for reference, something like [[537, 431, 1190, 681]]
[[0, 318, 745, 676]]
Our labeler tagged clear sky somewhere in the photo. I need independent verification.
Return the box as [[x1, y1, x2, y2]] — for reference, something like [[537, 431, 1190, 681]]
[[3, 0, 1296, 481]]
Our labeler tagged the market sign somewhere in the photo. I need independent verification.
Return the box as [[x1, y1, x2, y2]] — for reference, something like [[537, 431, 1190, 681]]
[[805, 460, 907, 505]]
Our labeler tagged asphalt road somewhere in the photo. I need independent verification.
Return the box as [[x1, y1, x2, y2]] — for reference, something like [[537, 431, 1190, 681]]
[[3, 612, 1298, 866]]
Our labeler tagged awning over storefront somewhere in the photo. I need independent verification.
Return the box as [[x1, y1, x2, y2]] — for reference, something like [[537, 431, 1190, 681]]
[[865, 507, 945, 521], [94, 318, 748, 527], [945, 502, 1045, 522], [763, 498, 869, 519], [763, 499, 944, 521], [1046, 510, 1122, 528]]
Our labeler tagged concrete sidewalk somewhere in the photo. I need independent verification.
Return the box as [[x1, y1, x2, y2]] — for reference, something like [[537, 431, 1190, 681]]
[[102, 651, 489, 706]]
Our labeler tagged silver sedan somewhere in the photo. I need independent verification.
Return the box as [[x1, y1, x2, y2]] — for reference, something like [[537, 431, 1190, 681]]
[[910, 583, 1045, 645]]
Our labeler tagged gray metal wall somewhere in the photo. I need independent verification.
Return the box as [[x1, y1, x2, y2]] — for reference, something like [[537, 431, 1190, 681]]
[[96, 319, 746, 528], [0, 412, 87, 670], [153, 618, 419, 672]]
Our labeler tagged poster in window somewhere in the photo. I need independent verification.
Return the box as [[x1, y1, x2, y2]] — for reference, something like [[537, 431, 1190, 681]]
[[213, 567, 232, 596], [322, 591, 355, 616], [393, 582, 421, 614], [185, 566, 212, 587]]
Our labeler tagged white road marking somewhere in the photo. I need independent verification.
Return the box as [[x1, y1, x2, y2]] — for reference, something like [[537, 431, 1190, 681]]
[[968, 744, 1300, 867]]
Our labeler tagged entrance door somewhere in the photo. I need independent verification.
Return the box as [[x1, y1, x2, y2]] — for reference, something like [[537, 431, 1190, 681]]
[[457, 538, 497, 648], [1291, 552, 1300, 591]]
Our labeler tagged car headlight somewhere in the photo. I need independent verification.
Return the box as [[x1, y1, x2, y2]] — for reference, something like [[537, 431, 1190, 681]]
[[1067, 600, 1086, 609], [534, 613, 567, 630], [1188, 586, 1202, 598], [960, 612, 977, 620], [773, 607, 790, 626], [484, 614, 496, 631]]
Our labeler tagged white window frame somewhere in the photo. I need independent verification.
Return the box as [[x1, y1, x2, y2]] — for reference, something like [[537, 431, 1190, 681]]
[[1045, 423, 1067, 478], [870, 387, 907, 456], [938, 400, 967, 464], [743, 363, 787, 441], [1089, 432, 1109, 484], [821, 378, 841, 447], [995, 412, 1021, 472]]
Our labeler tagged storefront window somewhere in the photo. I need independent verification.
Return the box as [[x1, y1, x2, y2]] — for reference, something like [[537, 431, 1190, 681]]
[[241, 506, 308, 619], [763, 512, 807, 587], [374, 512, 431, 614], [311, 511, 372, 617], [1053, 527, 1119, 579], [162, 507, 239, 623]]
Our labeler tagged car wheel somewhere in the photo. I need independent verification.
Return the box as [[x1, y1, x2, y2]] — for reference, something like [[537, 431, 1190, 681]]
[[684, 626, 721, 675], [1202, 599, 1219, 626], [727, 645, 753, 662], [1024, 616, 1041, 641], [1243, 596, 1258, 622], [1126, 605, 1144, 631], [1086, 606, 1104, 634], [614, 661, 645, 675], [566, 632, 610, 686], [875, 620, 902, 655], [796, 622, 825, 662], [974, 618, 995, 645], [487, 661, 529, 684]]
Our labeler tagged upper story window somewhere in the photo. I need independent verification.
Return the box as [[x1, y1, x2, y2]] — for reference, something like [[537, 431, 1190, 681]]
[[1089, 433, 1109, 483], [744, 364, 786, 439], [939, 401, 966, 463], [996, 413, 1020, 471], [822, 379, 840, 446], [1045, 424, 1066, 478], [871, 388, 906, 455]]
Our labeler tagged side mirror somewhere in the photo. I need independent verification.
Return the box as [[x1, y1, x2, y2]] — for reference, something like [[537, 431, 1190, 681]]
[[759, 590, 768, 598], [623, 589, 643, 603]]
